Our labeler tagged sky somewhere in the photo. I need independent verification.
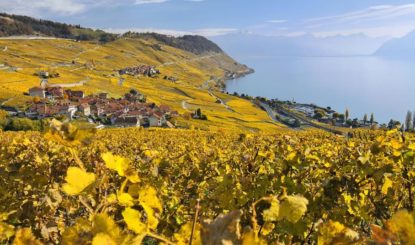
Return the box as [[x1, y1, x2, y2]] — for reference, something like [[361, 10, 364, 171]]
[[1, 0, 415, 38]]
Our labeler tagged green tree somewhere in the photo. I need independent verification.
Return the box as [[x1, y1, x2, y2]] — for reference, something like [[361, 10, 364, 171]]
[[363, 114, 368, 125], [5, 118, 42, 131], [345, 109, 349, 121], [370, 113, 374, 125], [0, 109, 8, 130], [405, 111, 413, 131]]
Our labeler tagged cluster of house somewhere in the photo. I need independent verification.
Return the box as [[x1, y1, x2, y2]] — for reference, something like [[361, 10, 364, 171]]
[[25, 86, 177, 128], [118, 65, 160, 77]]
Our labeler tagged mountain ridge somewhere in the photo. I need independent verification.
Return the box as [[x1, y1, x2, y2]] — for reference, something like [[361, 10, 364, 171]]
[[375, 30, 415, 58], [0, 13, 223, 55]]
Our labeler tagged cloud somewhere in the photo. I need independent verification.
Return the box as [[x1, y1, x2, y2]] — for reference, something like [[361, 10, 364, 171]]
[[134, 0, 168, 4], [303, 4, 415, 38], [306, 4, 415, 27], [104, 27, 238, 37], [0, 0, 87, 16], [193, 28, 238, 36], [266, 20, 287, 24]]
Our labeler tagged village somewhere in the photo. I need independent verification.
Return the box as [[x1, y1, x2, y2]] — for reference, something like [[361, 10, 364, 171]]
[[4, 83, 179, 129], [260, 98, 382, 130]]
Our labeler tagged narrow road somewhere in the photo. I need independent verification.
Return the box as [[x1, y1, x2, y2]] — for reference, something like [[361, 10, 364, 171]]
[[258, 102, 278, 122], [48, 77, 90, 88], [259, 101, 345, 135], [0, 97, 14, 106], [209, 90, 235, 112], [181, 100, 190, 111]]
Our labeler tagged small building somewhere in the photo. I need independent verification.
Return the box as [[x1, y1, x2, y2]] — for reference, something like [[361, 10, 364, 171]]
[[111, 116, 140, 127], [46, 87, 64, 98], [66, 90, 85, 100], [149, 113, 166, 127], [78, 103, 91, 116], [29, 87, 46, 98], [98, 93, 108, 100], [39, 71, 49, 78]]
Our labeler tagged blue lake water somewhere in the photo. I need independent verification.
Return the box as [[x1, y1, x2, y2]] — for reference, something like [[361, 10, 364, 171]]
[[226, 56, 415, 124]]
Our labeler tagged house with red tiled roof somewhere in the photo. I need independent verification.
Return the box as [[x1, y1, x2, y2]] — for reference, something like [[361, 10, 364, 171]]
[[29, 87, 46, 98], [111, 115, 140, 127]]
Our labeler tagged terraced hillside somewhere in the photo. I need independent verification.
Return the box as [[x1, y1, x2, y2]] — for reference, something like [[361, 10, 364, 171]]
[[0, 37, 280, 132]]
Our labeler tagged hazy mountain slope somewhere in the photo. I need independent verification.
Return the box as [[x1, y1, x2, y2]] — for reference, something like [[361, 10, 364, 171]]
[[375, 30, 415, 58], [212, 33, 388, 59]]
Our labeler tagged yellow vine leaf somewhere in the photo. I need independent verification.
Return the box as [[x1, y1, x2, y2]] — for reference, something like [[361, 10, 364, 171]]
[[381, 175, 393, 195], [92, 214, 122, 242], [117, 193, 135, 207], [107, 193, 117, 203], [13, 228, 43, 245], [0, 221, 15, 241], [241, 230, 267, 245], [173, 222, 202, 245], [101, 152, 130, 177], [92, 233, 117, 245], [62, 218, 91, 244], [317, 220, 359, 245], [141, 203, 159, 230], [262, 197, 280, 222], [122, 208, 147, 234], [138, 186, 163, 213], [278, 195, 308, 223], [386, 210, 415, 243], [261, 222, 275, 236], [102, 152, 140, 183], [62, 167, 96, 195]]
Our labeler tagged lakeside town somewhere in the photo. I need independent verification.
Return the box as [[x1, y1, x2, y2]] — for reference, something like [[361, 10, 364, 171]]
[[229, 92, 409, 133]]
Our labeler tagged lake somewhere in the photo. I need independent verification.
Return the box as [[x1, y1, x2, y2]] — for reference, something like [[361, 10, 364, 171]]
[[226, 56, 415, 124]]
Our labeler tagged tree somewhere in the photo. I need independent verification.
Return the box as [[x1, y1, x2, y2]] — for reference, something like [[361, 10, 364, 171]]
[[5, 118, 42, 131], [405, 111, 413, 131], [314, 109, 327, 120], [293, 119, 301, 128], [0, 109, 8, 130], [388, 119, 401, 130], [345, 109, 349, 121], [413, 111, 415, 130], [363, 114, 368, 125], [370, 113, 374, 125], [130, 89, 138, 95], [196, 108, 202, 118]]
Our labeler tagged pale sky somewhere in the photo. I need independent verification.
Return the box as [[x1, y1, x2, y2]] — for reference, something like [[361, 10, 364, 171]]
[[1, 0, 415, 38]]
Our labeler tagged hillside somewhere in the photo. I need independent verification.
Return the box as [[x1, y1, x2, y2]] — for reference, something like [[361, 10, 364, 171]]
[[0, 13, 226, 55], [375, 30, 415, 58], [0, 19, 277, 132]]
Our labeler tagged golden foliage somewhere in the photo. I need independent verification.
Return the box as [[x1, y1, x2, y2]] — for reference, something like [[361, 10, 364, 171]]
[[62, 167, 96, 195]]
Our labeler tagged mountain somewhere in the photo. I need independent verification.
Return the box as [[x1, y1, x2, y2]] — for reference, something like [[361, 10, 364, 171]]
[[212, 33, 388, 59], [0, 13, 275, 132], [0, 13, 223, 55], [375, 30, 415, 58]]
